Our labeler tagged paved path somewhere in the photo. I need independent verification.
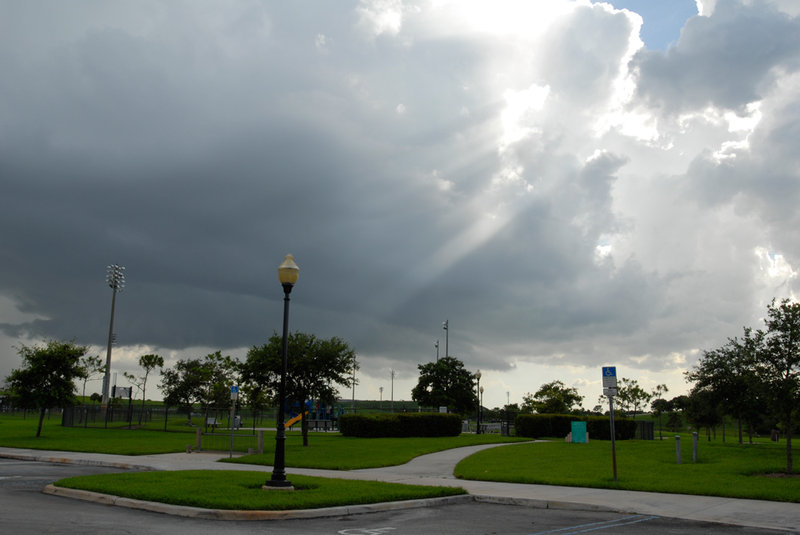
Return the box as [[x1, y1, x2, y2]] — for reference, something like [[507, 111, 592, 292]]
[[2, 444, 798, 532]]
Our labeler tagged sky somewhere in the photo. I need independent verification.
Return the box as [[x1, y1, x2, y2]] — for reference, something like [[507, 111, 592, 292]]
[[2, 0, 800, 411]]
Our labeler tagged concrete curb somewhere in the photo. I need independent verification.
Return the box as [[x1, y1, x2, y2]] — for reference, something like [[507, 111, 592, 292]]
[[1, 452, 155, 472], [43, 484, 475, 520], [472, 495, 624, 514]]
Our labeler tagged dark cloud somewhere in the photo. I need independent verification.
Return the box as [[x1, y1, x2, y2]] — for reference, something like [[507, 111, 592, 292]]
[[2, 1, 799, 407]]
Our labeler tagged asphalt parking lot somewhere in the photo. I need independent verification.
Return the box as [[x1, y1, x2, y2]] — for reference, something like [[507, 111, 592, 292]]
[[0, 459, 788, 535]]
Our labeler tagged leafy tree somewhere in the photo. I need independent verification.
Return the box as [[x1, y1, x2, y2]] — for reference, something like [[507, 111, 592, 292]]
[[615, 377, 651, 418], [123, 353, 164, 425], [198, 351, 239, 417], [686, 386, 723, 440], [243, 332, 356, 446], [686, 329, 766, 444], [665, 410, 683, 432], [78, 354, 105, 401], [649, 384, 669, 439], [5, 341, 88, 437], [160, 358, 207, 425], [521, 380, 583, 414], [411, 356, 476, 416], [761, 298, 800, 473]]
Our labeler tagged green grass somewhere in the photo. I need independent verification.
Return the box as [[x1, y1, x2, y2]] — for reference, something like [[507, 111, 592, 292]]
[[0, 415, 195, 454], [225, 433, 530, 470], [54, 470, 466, 510], [454, 438, 800, 502], [0, 413, 527, 468]]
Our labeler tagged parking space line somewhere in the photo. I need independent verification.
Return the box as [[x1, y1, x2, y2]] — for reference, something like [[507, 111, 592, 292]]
[[529, 514, 660, 534]]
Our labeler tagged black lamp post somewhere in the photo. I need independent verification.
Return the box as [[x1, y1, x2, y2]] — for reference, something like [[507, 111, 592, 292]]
[[264, 254, 299, 489], [480, 386, 484, 431], [475, 369, 481, 434]]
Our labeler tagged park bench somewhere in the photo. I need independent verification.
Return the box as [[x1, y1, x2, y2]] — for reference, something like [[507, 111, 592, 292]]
[[205, 417, 218, 429], [308, 419, 335, 431]]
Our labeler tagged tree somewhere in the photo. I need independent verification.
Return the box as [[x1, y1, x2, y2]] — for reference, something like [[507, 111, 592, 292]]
[[615, 377, 651, 418], [521, 380, 583, 414], [198, 351, 238, 418], [649, 384, 669, 439], [160, 358, 207, 425], [160, 352, 238, 427], [761, 298, 800, 473], [78, 354, 105, 401], [124, 354, 163, 425], [5, 340, 88, 437], [243, 332, 356, 446], [686, 386, 723, 440], [411, 356, 476, 416], [686, 330, 766, 444]]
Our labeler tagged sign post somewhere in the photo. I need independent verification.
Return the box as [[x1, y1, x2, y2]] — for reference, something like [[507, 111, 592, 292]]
[[229, 386, 239, 459], [602, 367, 618, 482]]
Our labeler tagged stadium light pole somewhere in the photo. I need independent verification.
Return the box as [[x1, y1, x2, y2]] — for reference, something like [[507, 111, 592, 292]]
[[442, 320, 449, 359], [101, 264, 125, 412], [264, 254, 299, 489]]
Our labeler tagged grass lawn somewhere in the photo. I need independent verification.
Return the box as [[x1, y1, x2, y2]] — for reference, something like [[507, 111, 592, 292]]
[[454, 438, 800, 502], [225, 433, 530, 470], [0, 413, 527, 468], [54, 470, 466, 510], [0, 415, 195, 454]]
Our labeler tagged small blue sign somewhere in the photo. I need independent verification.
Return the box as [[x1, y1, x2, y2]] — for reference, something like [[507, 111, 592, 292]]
[[231, 385, 239, 393], [602, 366, 617, 388]]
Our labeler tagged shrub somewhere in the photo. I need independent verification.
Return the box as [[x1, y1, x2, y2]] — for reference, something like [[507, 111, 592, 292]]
[[340, 413, 461, 437], [515, 413, 637, 440]]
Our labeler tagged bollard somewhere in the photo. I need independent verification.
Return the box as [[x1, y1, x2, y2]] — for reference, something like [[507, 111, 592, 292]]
[[196, 427, 202, 452], [675, 435, 682, 464], [692, 432, 698, 463]]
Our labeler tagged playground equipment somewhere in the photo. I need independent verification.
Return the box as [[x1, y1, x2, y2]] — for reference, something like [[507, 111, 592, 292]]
[[285, 411, 307, 428]]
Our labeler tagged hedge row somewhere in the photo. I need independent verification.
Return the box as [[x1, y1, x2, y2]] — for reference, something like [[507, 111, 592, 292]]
[[340, 412, 462, 437], [515, 413, 637, 440]]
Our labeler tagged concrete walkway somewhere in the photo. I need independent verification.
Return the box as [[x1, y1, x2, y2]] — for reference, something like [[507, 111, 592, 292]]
[[2, 444, 798, 531]]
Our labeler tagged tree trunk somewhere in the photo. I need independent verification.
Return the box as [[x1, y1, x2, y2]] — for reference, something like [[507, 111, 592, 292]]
[[301, 410, 309, 447], [737, 417, 743, 445], [786, 412, 793, 474], [36, 407, 45, 437], [139, 377, 147, 425]]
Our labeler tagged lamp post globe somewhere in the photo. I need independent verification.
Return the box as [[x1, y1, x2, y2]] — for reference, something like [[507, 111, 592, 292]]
[[265, 254, 299, 490]]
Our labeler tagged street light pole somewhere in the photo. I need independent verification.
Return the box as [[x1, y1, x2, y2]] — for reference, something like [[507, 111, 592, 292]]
[[480, 386, 484, 433], [264, 254, 299, 490], [101, 264, 125, 412], [475, 369, 481, 435]]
